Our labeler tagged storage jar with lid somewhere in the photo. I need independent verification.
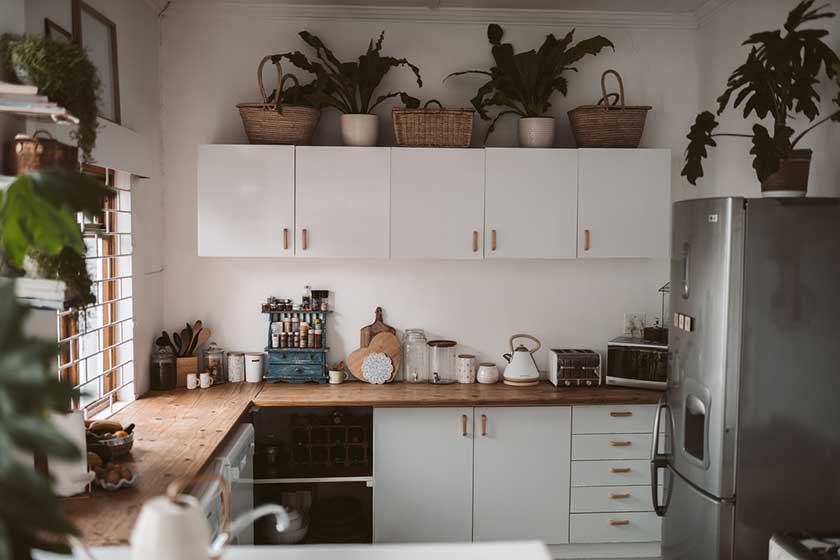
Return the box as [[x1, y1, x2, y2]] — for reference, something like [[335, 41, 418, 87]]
[[203, 342, 226, 385], [403, 329, 429, 383], [150, 347, 176, 390], [428, 340, 457, 384], [227, 352, 245, 383]]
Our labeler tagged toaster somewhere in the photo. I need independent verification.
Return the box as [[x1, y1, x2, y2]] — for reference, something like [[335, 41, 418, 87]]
[[548, 349, 601, 388]]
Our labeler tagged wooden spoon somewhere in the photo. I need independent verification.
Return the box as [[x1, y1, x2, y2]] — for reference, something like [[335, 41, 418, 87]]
[[187, 321, 203, 355], [172, 332, 183, 356], [179, 326, 191, 356], [192, 328, 211, 354]]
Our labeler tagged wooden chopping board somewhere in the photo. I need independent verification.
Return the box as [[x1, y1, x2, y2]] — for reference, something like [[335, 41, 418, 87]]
[[360, 307, 396, 348], [348, 331, 401, 383]]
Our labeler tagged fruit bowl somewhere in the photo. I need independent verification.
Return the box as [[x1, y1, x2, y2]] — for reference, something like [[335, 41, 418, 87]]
[[100, 432, 134, 457]]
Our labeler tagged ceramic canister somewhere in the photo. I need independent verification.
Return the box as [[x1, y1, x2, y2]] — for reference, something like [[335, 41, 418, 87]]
[[477, 362, 500, 384], [227, 352, 245, 383], [245, 352, 264, 383], [457, 354, 477, 384]]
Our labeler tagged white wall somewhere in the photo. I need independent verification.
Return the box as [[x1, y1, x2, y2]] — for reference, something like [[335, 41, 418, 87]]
[[694, 0, 840, 198], [158, 2, 694, 374]]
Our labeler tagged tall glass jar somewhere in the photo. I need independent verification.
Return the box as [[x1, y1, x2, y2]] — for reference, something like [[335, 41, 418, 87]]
[[403, 329, 429, 383], [150, 347, 176, 390], [203, 342, 226, 385], [428, 340, 457, 384]]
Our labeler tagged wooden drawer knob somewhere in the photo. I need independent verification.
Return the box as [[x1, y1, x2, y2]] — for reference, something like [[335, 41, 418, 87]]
[[609, 492, 631, 499], [609, 440, 632, 447], [461, 414, 468, 437], [610, 411, 633, 417], [609, 467, 631, 473], [609, 519, 630, 527]]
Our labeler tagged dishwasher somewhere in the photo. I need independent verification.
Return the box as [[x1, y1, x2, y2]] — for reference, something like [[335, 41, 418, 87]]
[[194, 423, 256, 544]]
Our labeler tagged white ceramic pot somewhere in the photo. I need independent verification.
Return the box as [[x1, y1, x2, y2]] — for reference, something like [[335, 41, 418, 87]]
[[245, 352, 264, 383], [477, 362, 500, 384], [340, 114, 379, 147], [518, 117, 555, 148]]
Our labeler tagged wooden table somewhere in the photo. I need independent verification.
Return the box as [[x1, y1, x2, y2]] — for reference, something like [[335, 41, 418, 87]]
[[64, 381, 661, 545]]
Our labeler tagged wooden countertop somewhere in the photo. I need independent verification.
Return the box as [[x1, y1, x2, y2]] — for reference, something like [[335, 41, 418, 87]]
[[253, 381, 663, 407], [65, 381, 661, 545]]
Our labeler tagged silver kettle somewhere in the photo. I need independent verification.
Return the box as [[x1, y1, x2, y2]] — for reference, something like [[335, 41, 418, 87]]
[[502, 334, 541, 384]]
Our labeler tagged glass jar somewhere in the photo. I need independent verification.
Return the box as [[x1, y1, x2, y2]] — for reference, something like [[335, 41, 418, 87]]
[[203, 342, 226, 385], [428, 339, 457, 384], [150, 347, 176, 390], [403, 329, 429, 383]]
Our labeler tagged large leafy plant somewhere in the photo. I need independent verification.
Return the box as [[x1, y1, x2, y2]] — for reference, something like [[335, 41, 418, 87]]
[[1, 171, 113, 307], [446, 24, 614, 141], [682, 0, 840, 186], [0, 34, 102, 162], [0, 280, 81, 559], [272, 31, 423, 114]]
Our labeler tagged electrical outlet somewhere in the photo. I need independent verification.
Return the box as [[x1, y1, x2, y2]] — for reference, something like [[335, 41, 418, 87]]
[[623, 312, 647, 337]]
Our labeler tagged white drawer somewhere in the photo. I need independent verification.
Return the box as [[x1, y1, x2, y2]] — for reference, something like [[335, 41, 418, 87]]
[[571, 459, 650, 486], [572, 404, 661, 434], [570, 485, 660, 513], [570, 512, 661, 544], [572, 433, 663, 461]]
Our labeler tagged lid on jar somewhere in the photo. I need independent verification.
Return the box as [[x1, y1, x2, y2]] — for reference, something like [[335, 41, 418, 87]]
[[205, 341, 224, 354], [458, 354, 476, 359], [427, 339, 456, 348], [152, 347, 175, 360], [405, 328, 425, 335], [228, 351, 245, 356]]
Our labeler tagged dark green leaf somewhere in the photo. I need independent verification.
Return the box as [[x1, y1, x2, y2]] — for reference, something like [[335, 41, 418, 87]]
[[487, 24, 503, 46], [6, 416, 80, 460], [682, 111, 719, 186], [750, 124, 794, 182]]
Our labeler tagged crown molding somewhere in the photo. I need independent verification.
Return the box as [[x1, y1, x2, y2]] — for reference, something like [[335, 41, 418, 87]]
[[216, 2, 699, 29], [695, 0, 738, 27]]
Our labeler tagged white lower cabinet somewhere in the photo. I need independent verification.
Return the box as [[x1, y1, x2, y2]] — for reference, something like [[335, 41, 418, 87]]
[[570, 512, 662, 544], [473, 406, 571, 544]]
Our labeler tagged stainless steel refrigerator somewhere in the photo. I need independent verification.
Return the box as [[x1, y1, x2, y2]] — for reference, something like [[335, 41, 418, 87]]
[[651, 197, 840, 559]]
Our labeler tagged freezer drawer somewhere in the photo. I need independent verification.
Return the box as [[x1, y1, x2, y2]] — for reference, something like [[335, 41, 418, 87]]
[[572, 404, 661, 434], [571, 460, 650, 486], [570, 512, 661, 543]]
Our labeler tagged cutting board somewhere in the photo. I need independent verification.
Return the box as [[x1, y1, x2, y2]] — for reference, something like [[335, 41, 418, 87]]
[[348, 331, 401, 383], [360, 307, 396, 348]]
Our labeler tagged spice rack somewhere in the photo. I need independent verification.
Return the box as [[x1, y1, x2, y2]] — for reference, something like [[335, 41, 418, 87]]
[[263, 309, 331, 384]]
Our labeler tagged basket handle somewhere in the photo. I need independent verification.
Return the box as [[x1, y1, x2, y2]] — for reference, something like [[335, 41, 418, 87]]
[[32, 129, 56, 141], [423, 99, 444, 109], [257, 55, 297, 105], [598, 69, 626, 111]]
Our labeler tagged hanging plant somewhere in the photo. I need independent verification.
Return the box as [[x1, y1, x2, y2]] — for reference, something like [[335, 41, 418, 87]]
[[0, 33, 102, 162]]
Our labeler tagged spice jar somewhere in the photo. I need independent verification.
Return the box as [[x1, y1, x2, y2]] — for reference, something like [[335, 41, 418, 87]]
[[150, 347, 176, 390], [203, 342, 226, 384]]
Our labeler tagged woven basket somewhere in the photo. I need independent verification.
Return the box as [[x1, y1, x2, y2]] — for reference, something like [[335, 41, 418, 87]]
[[237, 55, 320, 145], [568, 70, 651, 148], [392, 100, 474, 147]]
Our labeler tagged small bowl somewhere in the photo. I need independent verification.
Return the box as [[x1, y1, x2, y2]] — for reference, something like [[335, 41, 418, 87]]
[[100, 432, 134, 457], [97, 472, 138, 491]]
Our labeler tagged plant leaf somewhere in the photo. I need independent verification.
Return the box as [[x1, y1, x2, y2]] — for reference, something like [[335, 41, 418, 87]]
[[682, 111, 719, 186], [488, 24, 503, 45], [750, 123, 794, 182]]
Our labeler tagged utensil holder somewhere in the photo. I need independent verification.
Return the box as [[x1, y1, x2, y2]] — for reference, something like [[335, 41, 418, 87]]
[[176, 356, 198, 388]]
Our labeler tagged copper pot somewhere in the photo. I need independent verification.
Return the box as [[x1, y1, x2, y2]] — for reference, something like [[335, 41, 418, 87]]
[[3, 131, 79, 175], [761, 149, 812, 198]]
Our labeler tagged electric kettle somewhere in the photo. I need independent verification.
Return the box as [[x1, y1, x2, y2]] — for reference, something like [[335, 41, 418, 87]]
[[130, 476, 289, 560], [502, 334, 541, 386]]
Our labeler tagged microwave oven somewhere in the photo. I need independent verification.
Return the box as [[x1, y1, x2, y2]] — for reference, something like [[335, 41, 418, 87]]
[[606, 337, 668, 389]]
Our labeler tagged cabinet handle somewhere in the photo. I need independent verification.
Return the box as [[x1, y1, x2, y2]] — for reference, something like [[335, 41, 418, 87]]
[[491, 229, 497, 251], [461, 414, 468, 437], [609, 519, 630, 527], [610, 411, 633, 417], [481, 414, 487, 437], [584, 229, 591, 251], [609, 467, 631, 474], [302, 228, 308, 251], [472, 230, 479, 253], [609, 492, 631, 500], [609, 440, 633, 447], [283, 228, 289, 250]]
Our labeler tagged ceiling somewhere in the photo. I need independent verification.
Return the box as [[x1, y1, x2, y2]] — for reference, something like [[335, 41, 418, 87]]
[[241, 0, 715, 13]]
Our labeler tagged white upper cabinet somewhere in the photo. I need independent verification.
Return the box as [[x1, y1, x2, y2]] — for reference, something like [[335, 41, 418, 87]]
[[390, 148, 485, 259], [485, 148, 578, 259], [577, 149, 671, 259], [295, 147, 390, 258], [197, 145, 295, 257]]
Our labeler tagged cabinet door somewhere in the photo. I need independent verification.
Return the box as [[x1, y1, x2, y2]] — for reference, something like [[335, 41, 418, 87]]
[[373, 408, 474, 543], [473, 406, 572, 544], [578, 149, 671, 259], [197, 145, 294, 257], [295, 147, 389, 258], [485, 149, 577, 259], [390, 148, 485, 259]]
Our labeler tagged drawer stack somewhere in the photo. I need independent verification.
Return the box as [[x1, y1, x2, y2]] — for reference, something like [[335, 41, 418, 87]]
[[569, 405, 662, 544]]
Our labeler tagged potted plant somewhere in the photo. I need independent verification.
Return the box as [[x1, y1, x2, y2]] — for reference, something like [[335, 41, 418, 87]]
[[682, 0, 840, 197], [446, 24, 613, 148], [273, 31, 423, 146], [0, 33, 102, 162]]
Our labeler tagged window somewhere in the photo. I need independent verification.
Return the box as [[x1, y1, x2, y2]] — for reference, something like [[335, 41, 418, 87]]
[[57, 165, 134, 417]]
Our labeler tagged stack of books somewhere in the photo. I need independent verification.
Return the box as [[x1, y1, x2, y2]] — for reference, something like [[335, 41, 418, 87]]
[[0, 82, 78, 123]]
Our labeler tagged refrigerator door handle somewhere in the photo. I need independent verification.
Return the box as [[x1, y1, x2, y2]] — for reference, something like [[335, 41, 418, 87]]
[[651, 395, 669, 517]]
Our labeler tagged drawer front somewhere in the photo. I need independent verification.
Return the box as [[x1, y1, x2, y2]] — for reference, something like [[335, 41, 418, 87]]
[[268, 351, 326, 365], [572, 404, 660, 434], [571, 485, 659, 513], [571, 460, 650, 486], [572, 433, 662, 460], [570, 512, 661, 544], [265, 363, 324, 380]]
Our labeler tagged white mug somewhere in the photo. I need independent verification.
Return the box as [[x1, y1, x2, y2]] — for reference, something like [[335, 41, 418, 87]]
[[186, 373, 199, 390], [199, 372, 213, 389], [329, 370, 347, 385]]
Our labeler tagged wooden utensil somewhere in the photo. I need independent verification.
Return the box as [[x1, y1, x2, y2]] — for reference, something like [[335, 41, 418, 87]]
[[347, 332, 401, 383], [179, 326, 191, 356], [192, 328, 211, 354], [173, 332, 183, 356], [360, 307, 396, 348], [186, 320, 204, 356]]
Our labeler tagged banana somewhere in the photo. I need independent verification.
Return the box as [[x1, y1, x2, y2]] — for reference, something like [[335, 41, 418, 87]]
[[88, 420, 123, 434]]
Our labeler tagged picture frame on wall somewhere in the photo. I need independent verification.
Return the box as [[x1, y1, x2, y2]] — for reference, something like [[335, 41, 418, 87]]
[[72, 0, 120, 124], [44, 18, 72, 43]]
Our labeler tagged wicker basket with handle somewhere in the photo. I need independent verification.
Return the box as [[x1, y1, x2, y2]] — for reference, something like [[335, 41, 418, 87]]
[[392, 100, 474, 147], [568, 69, 651, 149], [237, 55, 320, 145]]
